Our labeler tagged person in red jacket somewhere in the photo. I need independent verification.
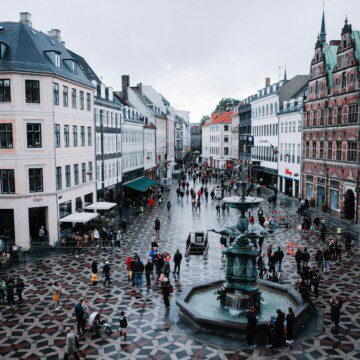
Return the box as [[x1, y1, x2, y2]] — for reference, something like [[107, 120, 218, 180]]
[[125, 256, 133, 282]]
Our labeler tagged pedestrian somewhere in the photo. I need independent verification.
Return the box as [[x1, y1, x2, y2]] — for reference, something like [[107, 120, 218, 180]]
[[302, 248, 310, 266], [167, 201, 171, 211], [91, 259, 98, 274], [162, 277, 172, 309], [15, 278, 24, 305], [257, 254, 266, 279], [311, 271, 320, 298], [246, 306, 258, 347], [286, 307, 295, 344], [330, 298, 342, 334], [345, 234, 353, 255], [273, 309, 286, 347], [52, 281, 62, 311], [315, 250, 323, 272], [216, 204, 221, 216], [121, 218, 127, 234], [145, 259, 153, 287], [125, 256, 133, 283], [323, 248, 330, 273], [295, 248, 302, 274], [38, 225, 45, 242], [335, 241, 342, 262], [119, 311, 128, 340], [257, 207, 264, 222], [162, 256, 171, 278], [320, 223, 327, 242], [75, 298, 86, 336], [63, 327, 80, 360], [155, 218, 161, 236], [5, 276, 15, 309], [103, 261, 111, 286], [173, 249, 182, 275], [274, 246, 284, 272], [269, 217, 276, 233], [133, 257, 144, 287], [156, 254, 164, 279], [93, 228, 99, 246]]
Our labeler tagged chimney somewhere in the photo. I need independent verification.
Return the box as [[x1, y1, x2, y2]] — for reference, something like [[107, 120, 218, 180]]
[[330, 40, 341, 46], [265, 77, 270, 87], [137, 83, 142, 93], [122, 75, 130, 101], [19, 12, 32, 27], [50, 29, 61, 42]]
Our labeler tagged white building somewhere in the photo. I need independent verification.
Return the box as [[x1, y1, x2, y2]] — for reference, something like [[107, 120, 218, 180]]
[[251, 75, 309, 186], [231, 111, 240, 160], [0, 13, 96, 249], [278, 88, 307, 198], [201, 111, 234, 168], [175, 109, 191, 152]]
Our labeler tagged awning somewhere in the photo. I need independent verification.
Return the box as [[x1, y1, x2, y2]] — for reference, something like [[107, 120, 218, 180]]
[[84, 201, 117, 211], [125, 177, 157, 192], [59, 212, 98, 223]]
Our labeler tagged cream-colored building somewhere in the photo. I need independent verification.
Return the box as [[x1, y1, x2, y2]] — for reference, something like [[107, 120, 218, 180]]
[[0, 13, 96, 249]]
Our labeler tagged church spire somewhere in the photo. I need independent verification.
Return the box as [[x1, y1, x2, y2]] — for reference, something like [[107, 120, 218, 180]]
[[284, 66, 287, 81], [320, 4, 326, 44]]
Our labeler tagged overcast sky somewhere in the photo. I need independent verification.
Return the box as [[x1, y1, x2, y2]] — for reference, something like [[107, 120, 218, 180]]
[[2, 0, 359, 122]]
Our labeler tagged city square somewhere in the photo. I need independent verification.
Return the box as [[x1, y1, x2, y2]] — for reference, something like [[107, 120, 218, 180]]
[[1, 1, 360, 359]]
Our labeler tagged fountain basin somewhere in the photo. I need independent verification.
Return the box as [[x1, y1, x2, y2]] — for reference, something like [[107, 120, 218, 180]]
[[176, 279, 311, 339], [223, 196, 264, 209]]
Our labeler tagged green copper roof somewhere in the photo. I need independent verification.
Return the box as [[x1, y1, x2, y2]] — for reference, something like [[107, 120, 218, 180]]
[[323, 44, 338, 86], [351, 30, 360, 66]]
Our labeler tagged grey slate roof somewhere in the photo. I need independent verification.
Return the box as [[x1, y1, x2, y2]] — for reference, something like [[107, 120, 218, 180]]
[[67, 49, 101, 84], [0, 21, 93, 88], [279, 75, 309, 107]]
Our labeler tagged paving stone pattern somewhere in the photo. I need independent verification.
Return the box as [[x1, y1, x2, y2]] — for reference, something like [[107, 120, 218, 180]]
[[0, 180, 360, 359]]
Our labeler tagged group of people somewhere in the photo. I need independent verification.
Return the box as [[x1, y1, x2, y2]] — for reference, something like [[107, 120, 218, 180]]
[[0, 275, 24, 309]]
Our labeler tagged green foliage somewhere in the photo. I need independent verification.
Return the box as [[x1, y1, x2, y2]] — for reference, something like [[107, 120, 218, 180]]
[[213, 98, 239, 114], [200, 115, 210, 126]]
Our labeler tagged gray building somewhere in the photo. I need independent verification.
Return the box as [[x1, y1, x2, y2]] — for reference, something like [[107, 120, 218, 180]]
[[190, 123, 201, 152]]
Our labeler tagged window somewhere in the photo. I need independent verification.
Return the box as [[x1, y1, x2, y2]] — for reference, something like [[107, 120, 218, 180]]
[[71, 89, 77, 108], [336, 140, 342, 160], [305, 141, 310, 157], [65, 165, 71, 187], [25, 80, 40, 103], [56, 166, 62, 190], [337, 107, 343, 124], [341, 72, 347, 88], [328, 141, 333, 159], [29, 168, 43, 192], [0, 79, 11, 102], [224, 147, 229, 155], [87, 127, 92, 146], [319, 141, 324, 159], [347, 141, 358, 162], [63, 86, 68, 107], [73, 126, 78, 147], [81, 163, 86, 183], [315, 81, 319, 95], [0, 169, 14, 194], [224, 136, 229, 143], [54, 52, 61, 68], [88, 162, 93, 181], [328, 108, 333, 125], [60, 126, 70, 150], [74, 164, 79, 185], [27, 123, 42, 148], [53, 83, 59, 105], [320, 109, 325, 126], [0, 123, 13, 148], [59, 201, 72, 218], [86, 93, 91, 111], [80, 91, 84, 110], [348, 104, 358, 124], [312, 141, 317, 158], [80, 126, 85, 146]]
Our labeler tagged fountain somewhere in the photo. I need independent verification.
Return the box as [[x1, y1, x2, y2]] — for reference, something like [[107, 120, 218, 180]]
[[176, 181, 313, 340]]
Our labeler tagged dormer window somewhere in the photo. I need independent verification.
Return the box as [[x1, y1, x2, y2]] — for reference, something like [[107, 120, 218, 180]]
[[64, 59, 78, 74], [0, 42, 9, 60], [44, 50, 61, 67]]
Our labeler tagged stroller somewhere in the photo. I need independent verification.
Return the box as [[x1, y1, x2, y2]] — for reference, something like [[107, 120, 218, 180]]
[[89, 312, 112, 337]]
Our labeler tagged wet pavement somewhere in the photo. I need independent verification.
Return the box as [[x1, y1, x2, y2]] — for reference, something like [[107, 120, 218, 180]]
[[0, 179, 360, 359]]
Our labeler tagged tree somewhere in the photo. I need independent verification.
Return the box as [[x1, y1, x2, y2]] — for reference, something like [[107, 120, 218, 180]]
[[200, 115, 210, 126], [213, 98, 239, 114]]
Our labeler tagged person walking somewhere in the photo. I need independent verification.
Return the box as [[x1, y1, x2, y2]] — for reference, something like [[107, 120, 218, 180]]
[[102, 261, 111, 286], [5, 276, 15, 309], [323, 248, 330, 273], [52, 281, 62, 311], [121, 218, 127, 234], [246, 306, 258, 347], [345, 234, 353, 255], [133, 257, 144, 287], [162, 277, 172, 309], [273, 309, 286, 347], [286, 307, 295, 344], [91, 259, 98, 275], [63, 327, 80, 360], [167, 201, 171, 211], [315, 250, 323, 272], [145, 259, 153, 287], [295, 248, 303, 274], [75, 298, 86, 336], [119, 311, 128, 340], [93, 228, 100, 246], [154, 218, 161, 236], [15, 278, 24, 306], [162, 256, 171, 278], [320, 223, 327, 243], [302, 248, 310, 266], [330, 298, 342, 334], [274, 246, 284, 272], [173, 250, 182, 275]]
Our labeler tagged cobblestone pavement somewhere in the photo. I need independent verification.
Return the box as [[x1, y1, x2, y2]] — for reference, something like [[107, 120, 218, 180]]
[[0, 180, 360, 359]]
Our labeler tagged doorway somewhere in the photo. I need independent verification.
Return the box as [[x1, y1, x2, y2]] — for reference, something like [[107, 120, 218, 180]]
[[29, 206, 47, 243], [285, 178, 293, 197], [344, 189, 355, 220]]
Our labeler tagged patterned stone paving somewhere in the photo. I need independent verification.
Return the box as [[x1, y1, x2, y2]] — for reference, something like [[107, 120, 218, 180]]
[[0, 180, 360, 359]]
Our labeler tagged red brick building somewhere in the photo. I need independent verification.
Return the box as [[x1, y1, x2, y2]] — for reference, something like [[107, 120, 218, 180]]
[[302, 14, 360, 221]]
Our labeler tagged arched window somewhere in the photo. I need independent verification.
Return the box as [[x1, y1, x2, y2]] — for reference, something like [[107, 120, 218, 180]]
[[350, 73, 354, 83], [335, 78, 339, 87], [270, 103, 273, 115], [262, 106, 265, 116], [266, 104, 269, 116], [275, 102, 278, 113], [315, 81, 319, 95], [342, 72, 347, 88]]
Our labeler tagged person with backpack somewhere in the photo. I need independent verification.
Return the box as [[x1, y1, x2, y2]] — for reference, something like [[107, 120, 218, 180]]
[[119, 311, 128, 340]]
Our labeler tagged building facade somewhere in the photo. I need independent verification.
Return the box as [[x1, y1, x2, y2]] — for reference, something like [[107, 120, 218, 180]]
[[302, 15, 360, 221], [230, 111, 239, 160], [190, 123, 201, 152], [0, 14, 96, 249], [238, 96, 255, 164]]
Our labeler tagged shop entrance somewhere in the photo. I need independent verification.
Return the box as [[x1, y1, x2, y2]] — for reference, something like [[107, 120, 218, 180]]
[[344, 189, 355, 220], [29, 206, 47, 243], [285, 178, 293, 197]]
